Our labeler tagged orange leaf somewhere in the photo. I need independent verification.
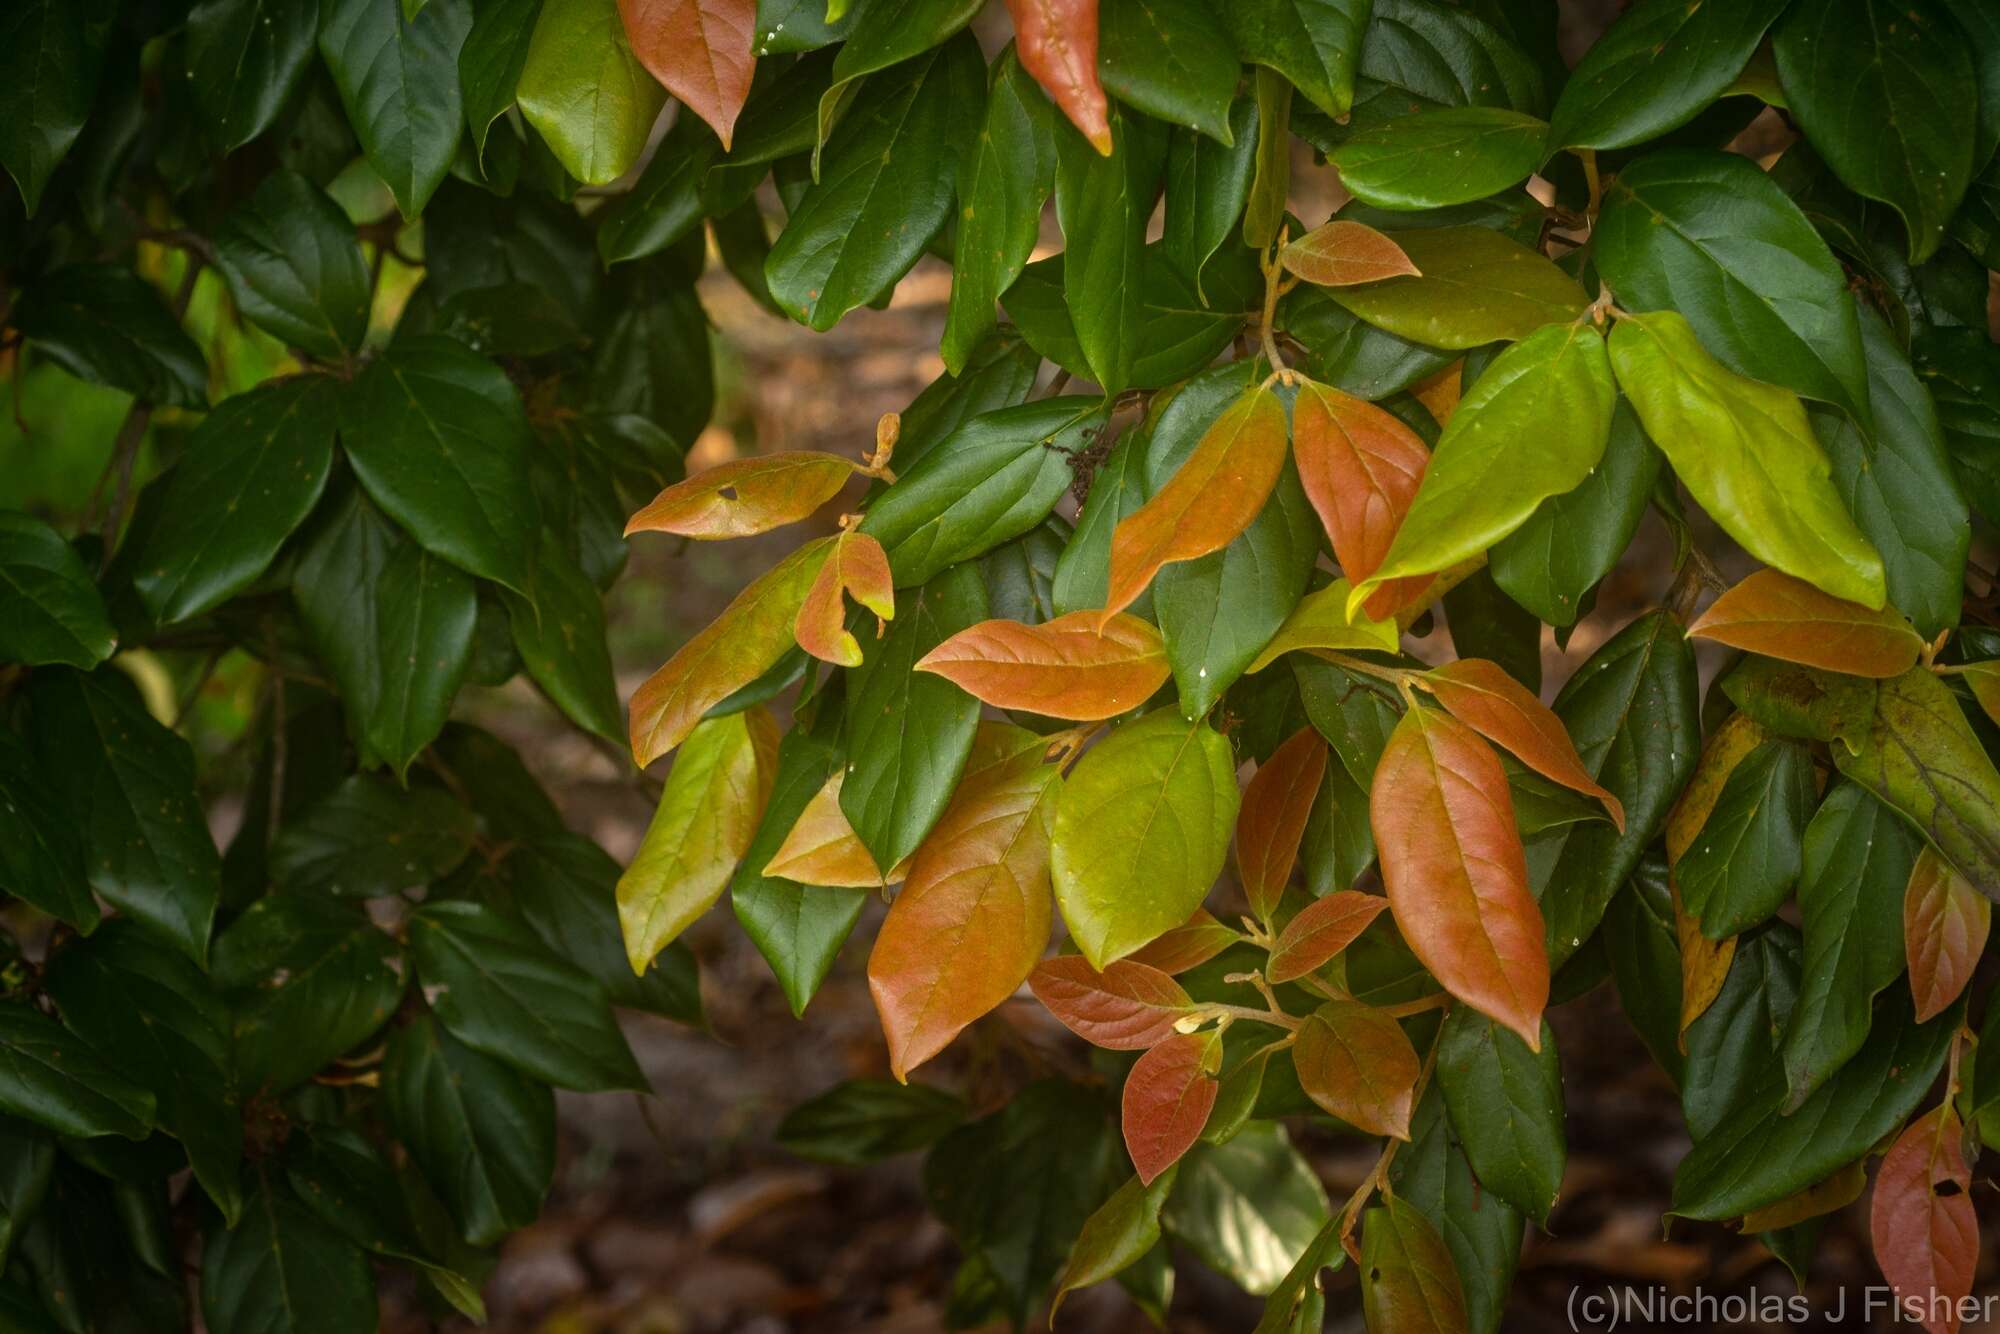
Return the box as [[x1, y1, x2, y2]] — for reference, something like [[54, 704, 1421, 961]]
[[1002, 0, 1111, 154], [1423, 658, 1625, 831], [1668, 712, 1765, 1040], [1871, 1106, 1977, 1334], [1266, 891, 1391, 983], [618, 0, 757, 150], [763, 771, 910, 886], [1126, 909, 1241, 975], [1411, 362, 1462, 429], [625, 452, 857, 540], [794, 530, 895, 667], [868, 760, 1060, 1080], [1291, 379, 1433, 621], [1687, 569, 1924, 679], [1235, 727, 1329, 922], [1292, 998, 1420, 1140], [1122, 1030, 1220, 1184], [914, 610, 1169, 720], [629, 538, 832, 766], [1102, 385, 1288, 619], [1279, 220, 1421, 287], [1370, 706, 1548, 1048], [1905, 848, 1990, 1023], [1029, 955, 1192, 1049]]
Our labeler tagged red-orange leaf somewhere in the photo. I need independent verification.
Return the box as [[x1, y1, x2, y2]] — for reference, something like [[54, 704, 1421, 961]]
[[1411, 362, 1462, 430], [1905, 848, 1990, 1024], [1126, 909, 1241, 975], [1029, 955, 1192, 1049], [868, 760, 1060, 1080], [1279, 220, 1421, 287], [618, 0, 757, 150], [1291, 379, 1433, 620], [1003, 0, 1111, 154], [1872, 1106, 1977, 1334], [1292, 998, 1420, 1140], [794, 530, 894, 667], [1122, 1030, 1220, 1184], [1423, 658, 1625, 831], [1687, 569, 1924, 679], [913, 610, 1168, 720], [762, 771, 910, 886], [624, 452, 857, 540], [1370, 705, 1548, 1049], [1266, 891, 1391, 984], [1235, 727, 1329, 922], [1102, 385, 1288, 619], [629, 538, 832, 765]]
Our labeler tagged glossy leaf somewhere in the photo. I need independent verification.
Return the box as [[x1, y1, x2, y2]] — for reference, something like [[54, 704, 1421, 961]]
[[1677, 738, 1815, 940], [915, 610, 1167, 721], [269, 773, 473, 897], [11, 265, 207, 409], [1052, 1167, 1178, 1315], [1127, 909, 1241, 975], [1326, 225, 1589, 349], [1386, 1085, 1522, 1334], [201, 1180, 377, 1334], [1029, 955, 1192, 1049], [627, 452, 857, 540], [1280, 220, 1421, 287], [1870, 1106, 1978, 1332], [1547, 0, 1791, 151], [0, 513, 115, 670], [1293, 998, 1419, 1139], [1163, 1127, 1329, 1297], [1163, 101, 1258, 300], [618, 0, 755, 149], [1123, 1031, 1221, 1184], [794, 530, 894, 667], [1435, 1008, 1564, 1226], [318, 0, 473, 218], [1267, 891, 1389, 983], [1246, 580, 1402, 672], [764, 771, 909, 886], [1904, 848, 1989, 1025], [0, 0, 109, 214], [775, 1079, 966, 1165], [1332, 107, 1546, 210], [0, 732, 93, 930], [1290, 379, 1433, 620], [1689, 569, 1924, 679], [1236, 728, 1329, 922], [1053, 103, 1167, 394], [1360, 1197, 1469, 1334], [459, 0, 543, 161], [211, 172, 372, 362], [1097, 0, 1238, 143], [515, 0, 665, 185], [1425, 659, 1623, 830], [0, 1002, 152, 1142], [1224, 0, 1370, 120], [1004, 0, 1110, 153], [186, 0, 322, 152]]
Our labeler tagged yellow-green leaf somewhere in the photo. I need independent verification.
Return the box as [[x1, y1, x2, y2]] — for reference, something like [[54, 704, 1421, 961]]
[[1326, 226, 1590, 349], [516, 0, 668, 186]]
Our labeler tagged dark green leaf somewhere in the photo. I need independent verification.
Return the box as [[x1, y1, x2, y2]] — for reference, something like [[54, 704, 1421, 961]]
[[367, 545, 477, 772], [1281, 287, 1459, 403], [0, 1119, 53, 1273], [777, 1079, 966, 1165], [1682, 923, 1799, 1142], [1162, 101, 1258, 303], [1053, 104, 1168, 395], [0, 513, 115, 670], [1435, 1009, 1562, 1226], [1387, 1086, 1522, 1334], [1442, 566, 1543, 695], [13, 265, 207, 409], [1295, 656, 1404, 789], [458, 0, 542, 161], [1332, 107, 1546, 210], [0, 1002, 151, 1143], [1224, 0, 1370, 120], [593, 105, 717, 268], [318, 0, 474, 218], [270, 773, 474, 897], [981, 517, 1068, 627], [1676, 739, 1815, 940], [0, 0, 112, 214], [212, 172, 372, 361], [1719, 657, 1876, 750], [187, 0, 323, 152], [1098, 0, 1240, 143], [1915, 328, 2000, 526], [503, 544, 620, 742], [582, 263, 714, 451], [201, 1177, 377, 1334], [0, 731, 94, 933], [1301, 751, 1376, 893], [1052, 423, 1152, 617], [1357, 0, 1546, 115], [1601, 856, 1685, 1086]]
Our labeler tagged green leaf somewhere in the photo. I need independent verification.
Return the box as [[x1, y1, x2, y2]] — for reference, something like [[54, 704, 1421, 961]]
[[1489, 401, 1662, 627], [342, 335, 539, 592], [212, 173, 372, 362], [12, 265, 207, 409], [1163, 1125, 1330, 1296], [319, 0, 474, 218], [776, 1079, 966, 1165], [1676, 739, 1815, 940], [1052, 1167, 1178, 1313], [1054, 104, 1168, 396], [894, 331, 1043, 472], [755, 0, 856, 53], [1162, 102, 1259, 303], [285, 1128, 457, 1278], [1601, 857, 1685, 1086], [270, 773, 474, 897], [1326, 225, 1588, 349], [1098, 0, 1239, 143], [1546, 0, 1789, 151], [581, 261, 714, 450], [187, 0, 324, 152], [1332, 107, 1546, 210], [1773, 0, 1978, 263], [1295, 656, 1403, 790], [1358, 0, 1547, 114], [861, 398, 1100, 588], [1597, 149, 1871, 421], [1302, 751, 1377, 894], [1682, 918, 1797, 1136], [814, 0, 983, 163], [1243, 69, 1290, 250], [201, 1178, 377, 1334], [1052, 424, 1152, 617], [1435, 1008, 1563, 1227], [1834, 665, 2000, 901], [1052, 708, 1240, 969], [1720, 657, 1876, 750], [768, 34, 983, 330], [1363, 323, 1614, 597], [408, 899, 646, 1091], [940, 48, 1055, 376], [134, 377, 339, 625], [0, 1002, 152, 1142], [0, 0, 111, 214], [1223, 0, 1369, 120], [383, 1015, 553, 1246], [0, 512, 115, 670], [1607, 309, 1885, 609], [0, 1119, 53, 1274], [1915, 329, 2000, 526], [503, 543, 621, 742], [515, 0, 665, 185], [0, 731, 94, 931], [1251, 1212, 1344, 1334], [29, 668, 222, 965], [458, 0, 543, 161], [841, 562, 985, 872], [42, 922, 243, 1224]]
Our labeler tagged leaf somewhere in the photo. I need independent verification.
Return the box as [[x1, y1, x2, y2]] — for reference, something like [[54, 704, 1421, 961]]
[[11, 265, 207, 408], [1359, 1197, 1469, 1333], [764, 771, 908, 885], [1676, 738, 1815, 940], [1097, 0, 1239, 144], [459, 0, 544, 162], [514, 0, 666, 184], [914, 610, 1167, 721], [618, 0, 755, 149], [0, 512, 115, 670], [1163, 102, 1258, 302], [1423, 659, 1624, 831], [1290, 379, 1433, 620], [1293, 998, 1420, 1139], [1163, 1127, 1330, 1297], [1597, 149, 1871, 420], [1266, 891, 1389, 982], [1004, 0, 1111, 153], [407, 900, 646, 1091], [318, 0, 473, 218], [133, 377, 338, 625], [1774, 0, 1977, 263], [201, 1179, 378, 1334], [1689, 569, 1924, 680], [1904, 848, 1989, 1025], [1028, 955, 1192, 1048], [1386, 1085, 1522, 1334], [0, 1002, 151, 1142], [1122, 1031, 1220, 1184], [0, 731, 93, 931], [1325, 225, 1588, 349], [1242, 67, 1291, 249], [210, 172, 372, 362], [1359, 323, 1615, 602], [793, 530, 894, 667], [0, 0, 109, 214], [1281, 220, 1421, 287], [1052, 1168, 1178, 1316], [1546, 0, 1790, 151], [1236, 728, 1330, 923], [776, 1079, 965, 1165], [1246, 580, 1402, 672], [627, 452, 856, 540], [1053, 102, 1167, 395], [1608, 309, 1885, 609], [1127, 909, 1241, 975], [1331, 106, 1545, 210], [368, 546, 478, 771], [1052, 709, 1240, 968], [868, 756, 1059, 1079], [1372, 704, 1547, 1047], [1435, 1008, 1563, 1226], [1104, 384, 1287, 617], [1871, 1106, 1978, 1333], [1224, 0, 1370, 120], [618, 708, 777, 973], [270, 773, 473, 897], [1722, 655, 1877, 752], [629, 536, 831, 765], [185, 0, 321, 153]]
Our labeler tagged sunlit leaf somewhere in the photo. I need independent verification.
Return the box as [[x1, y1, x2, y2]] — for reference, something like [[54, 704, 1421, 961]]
[[1292, 998, 1418, 1139], [1246, 580, 1401, 672], [625, 452, 858, 540], [1280, 220, 1420, 287], [1423, 659, 1624, 830], [914, 610, 1169, 720], [1326, 226, 1590, 349], [1265, 890, 1389, 983], [1687, 569, 1923, 680], [1028, 955, 1193, 1049], [763, 771, 911, 887], [794, 530, 894, 667]]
